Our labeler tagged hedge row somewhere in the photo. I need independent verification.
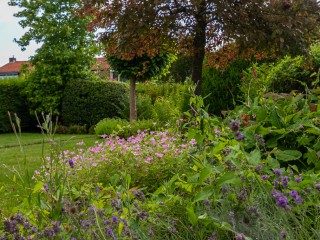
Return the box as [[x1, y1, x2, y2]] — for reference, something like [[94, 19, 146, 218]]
[[0, 78, 35, 133], [0, 79, 129, 133], [61, 79, 129, 127]]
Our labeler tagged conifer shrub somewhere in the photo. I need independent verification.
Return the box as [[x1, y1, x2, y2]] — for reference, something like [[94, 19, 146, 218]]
[[61, 79, 129, 127], [202, 58, 249, 116]]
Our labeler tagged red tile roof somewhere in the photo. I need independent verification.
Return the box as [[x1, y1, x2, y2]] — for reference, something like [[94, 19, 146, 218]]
[[0, 61, 31, 73], [0, 57, 110, 74], [91, 57, 110, 71]]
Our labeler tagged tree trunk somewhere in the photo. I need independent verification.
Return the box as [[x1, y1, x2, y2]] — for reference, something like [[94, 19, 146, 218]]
[[129, 76, 137, 122], [192, 0, 207, 96]]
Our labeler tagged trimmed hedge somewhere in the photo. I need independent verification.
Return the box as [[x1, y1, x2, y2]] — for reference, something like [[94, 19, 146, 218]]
[[61, 79, 129, 127], [0, 78, 35, 133]]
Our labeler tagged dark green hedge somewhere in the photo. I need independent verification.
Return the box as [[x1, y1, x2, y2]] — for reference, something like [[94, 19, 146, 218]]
[[202, 59, 249, 116], [61, 79, 129, 127], [0, 78, 35, 133]]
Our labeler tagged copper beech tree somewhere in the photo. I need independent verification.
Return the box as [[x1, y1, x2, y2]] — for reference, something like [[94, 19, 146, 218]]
[[81, 0, 320, 95]]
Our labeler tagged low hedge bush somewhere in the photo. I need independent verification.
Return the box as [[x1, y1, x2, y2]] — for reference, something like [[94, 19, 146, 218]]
[[61, 79, 129, 128], [0, 78, 35, 133], [95, 118, 157, 138]]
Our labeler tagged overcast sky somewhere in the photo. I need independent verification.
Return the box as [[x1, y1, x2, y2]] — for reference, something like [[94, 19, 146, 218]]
[[0, 0, 39, 66]]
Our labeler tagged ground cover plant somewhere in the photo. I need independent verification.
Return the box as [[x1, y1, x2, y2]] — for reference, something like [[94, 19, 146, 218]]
[[0, 89, 319, 239]]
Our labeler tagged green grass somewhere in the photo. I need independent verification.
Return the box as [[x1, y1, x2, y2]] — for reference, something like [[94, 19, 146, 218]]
[[0, 133, 100, 214]]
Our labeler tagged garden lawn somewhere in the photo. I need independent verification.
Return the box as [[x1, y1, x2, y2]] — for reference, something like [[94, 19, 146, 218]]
[[0, 133, 100, 215]]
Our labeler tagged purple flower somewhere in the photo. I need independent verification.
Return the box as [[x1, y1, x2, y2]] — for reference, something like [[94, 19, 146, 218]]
[[254, 134, 266, 147], [80, 220, 91, 230], [111, 215, 118, 224], [68, 159, 74, 168], [255, 164, 263, 173], [208, 232, 217, 240], [271, 189, 282, 199], [281, 176, 289, 188], [105, 227, 114, 239], [293, 195, 305, 204], [276, 196, 291, 210], [280, 230, 287, 238], [274, 169, 282, 176], [271, 190, 291, 210], [289, 190, 298, 198], [294, 175, 302, 183], [274, 179, 279, 189], [261, 174, 269, 180], [235, 233, 246, 240], [230, 120, 241, 132], [235, 133, 245, 141], [3, 219, 19, 234]]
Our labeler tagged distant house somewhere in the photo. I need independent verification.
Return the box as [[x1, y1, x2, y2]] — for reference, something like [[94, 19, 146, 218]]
[[0, 56, 119, 80], [92, 57, 119, 80], [0, 57, 31, 79]]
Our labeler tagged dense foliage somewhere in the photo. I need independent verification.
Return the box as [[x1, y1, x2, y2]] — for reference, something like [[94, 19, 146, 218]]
[[82, 0, 320, 94], [61, 79, 129, 128], [202, 58, 249, 116], [107, 51, 176, 121], [10, 0, 98, 114], [0, 78, 35, 133], [1, 89, 320, 239]]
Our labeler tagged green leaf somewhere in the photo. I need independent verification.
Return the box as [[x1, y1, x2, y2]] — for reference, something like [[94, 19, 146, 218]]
[[247, 149, 261, 166], [32, 181, 44, 194], [253, 106, 267, 121], [270, 110, 283, 129], [274, 150, 302, 161], [266, 137, 278, 148], [199, 166, 212, 183], [211, 142, 226, 155], [305, 147, 318, 166], [217, 172, 241, 186], [193, 188, 213, 203], [306, 127, 320, 135], [255, 125, 271, 136], [186, 203, 197, 225]]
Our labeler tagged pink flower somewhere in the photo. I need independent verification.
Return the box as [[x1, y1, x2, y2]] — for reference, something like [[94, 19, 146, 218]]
[[34, 170, 40, 175], [92, 163, 97, 167], [155, 152, 164, 158], [77, 141, 84, 146], [189, 139, 197, 146], [144, 156, 153, 164]]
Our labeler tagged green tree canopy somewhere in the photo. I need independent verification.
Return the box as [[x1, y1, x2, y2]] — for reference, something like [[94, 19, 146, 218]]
[[9, 0, 99, 114]]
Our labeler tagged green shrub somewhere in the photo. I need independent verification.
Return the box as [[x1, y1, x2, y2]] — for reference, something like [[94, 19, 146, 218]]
[[202, 58, 249, 115], [240, 62, 273, 104], [310, 41, 320, 70], [267, 55, 311, 93], [61, 79, 129, 127], [116, 93, 154, 121], [152, 97, 181, 123], [94, 118, 129, 136], [56, 125, 87, 134], [136, 81, 191, 108], [95, 118, 157, 138], [0, 78, 35, 133]]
